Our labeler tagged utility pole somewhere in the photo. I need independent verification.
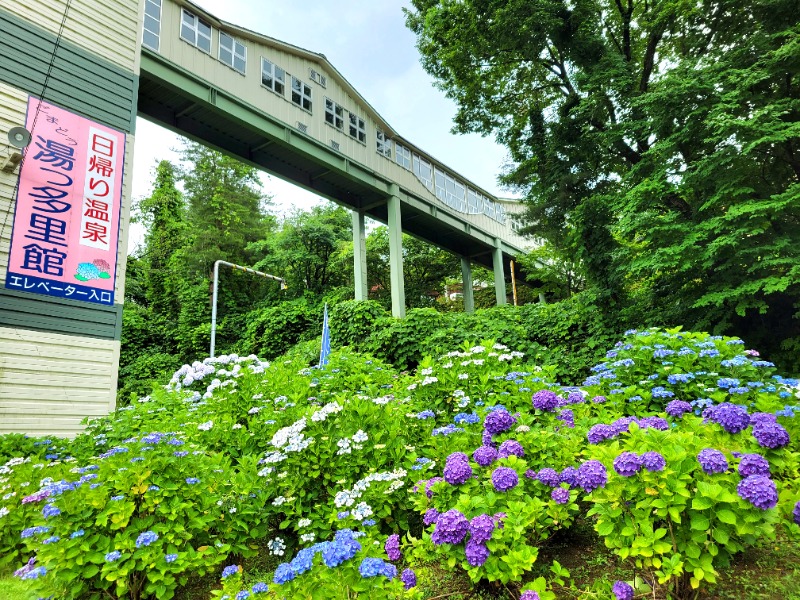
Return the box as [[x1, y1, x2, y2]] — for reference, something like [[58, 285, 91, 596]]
[[210, 260, 286, 358]]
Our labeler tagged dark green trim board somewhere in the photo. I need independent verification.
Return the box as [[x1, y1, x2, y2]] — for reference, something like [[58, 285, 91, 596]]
[[0, 7, 138, 134], [0, 288, 122, 341]]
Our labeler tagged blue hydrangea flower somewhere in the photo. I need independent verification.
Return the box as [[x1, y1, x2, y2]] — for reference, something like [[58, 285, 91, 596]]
[[221, 565, 240, 578], [136, 531, 158, 548], [105, 551, 121, 563], [273, 563, 295, 584], [165, 554, 178, 563], [251, 582, 268, 594]]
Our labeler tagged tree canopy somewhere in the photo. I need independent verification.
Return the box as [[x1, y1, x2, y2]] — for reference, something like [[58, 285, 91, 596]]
[[405, 0, 800, 367]]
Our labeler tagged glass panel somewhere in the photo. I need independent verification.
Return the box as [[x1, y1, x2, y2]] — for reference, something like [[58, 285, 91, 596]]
[[145, 1, 160, 19], [198, 20, 211, 38], [198, 34, 211, 53], [143, 30, 159, 50], [234, 56, 245, 73], [180, 24, 195, 44], [144, 14, 159, 35]]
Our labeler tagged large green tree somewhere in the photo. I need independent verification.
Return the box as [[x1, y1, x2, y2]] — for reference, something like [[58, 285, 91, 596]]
[[406, 0, 800, 368], [254, 203, 352, 295]]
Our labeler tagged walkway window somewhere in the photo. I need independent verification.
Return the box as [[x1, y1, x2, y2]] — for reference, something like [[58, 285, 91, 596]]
[[219, 32, 246, 74], [376, 131, 391, 158], [180, 9, 212, 54], [261, 58, 284, 95], [142, 0, 162, 51], [413, 154, 433, 192], [349, 114, 366, 143], [467, 188, 484, 214], [395, 143, 411, 170], [291, 77, 312, 111], [434, 168, 446, 202], [325, 98, 344, 130]]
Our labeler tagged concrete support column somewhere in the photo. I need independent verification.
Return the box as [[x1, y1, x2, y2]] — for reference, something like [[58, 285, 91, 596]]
[[461, 257, 474, 313], [492, 240, 507, 306], [387, 188, 406, 317], [352, 209, 368, 301]]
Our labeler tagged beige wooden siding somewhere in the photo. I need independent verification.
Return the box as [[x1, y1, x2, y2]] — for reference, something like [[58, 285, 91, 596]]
[[0, 83, 27, 285], [0, 327, 118, 436], [3, 0, 141, 73], [158, 0, 523, 243]]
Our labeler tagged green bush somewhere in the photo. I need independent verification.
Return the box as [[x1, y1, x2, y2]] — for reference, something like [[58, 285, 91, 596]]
[[241, 299, 319, 359], [329, 300, 389, 350], [116, 352, 183, 405], [364, 308, 446, 370]]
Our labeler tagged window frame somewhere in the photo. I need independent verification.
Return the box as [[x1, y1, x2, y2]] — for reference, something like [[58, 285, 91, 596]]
[[376, 131, 392, 158], [180, 8, 212, 54], [348, 113, 366, 144], [412, 154, 434, 192], [325, 98, 344, 130], [291, 76, 313, 112], [142, 0, 162, 51], [395, 143, 411, 170], [218, 31, 246, 74], [261, 58, 285, 96]]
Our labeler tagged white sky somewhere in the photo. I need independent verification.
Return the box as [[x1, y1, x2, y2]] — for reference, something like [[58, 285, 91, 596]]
[[129, 0, 514, 253]]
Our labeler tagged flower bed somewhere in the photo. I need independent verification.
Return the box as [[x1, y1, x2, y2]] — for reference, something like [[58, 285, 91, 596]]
[[0, 330, 798, 599]]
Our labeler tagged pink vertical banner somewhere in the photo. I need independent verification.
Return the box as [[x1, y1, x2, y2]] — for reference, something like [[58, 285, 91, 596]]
[[5, 97, 126, 306]]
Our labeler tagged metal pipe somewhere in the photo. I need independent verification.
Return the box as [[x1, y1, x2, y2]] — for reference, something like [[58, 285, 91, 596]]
[[510, 259, 518, 306], [210, 260, 286, 358]]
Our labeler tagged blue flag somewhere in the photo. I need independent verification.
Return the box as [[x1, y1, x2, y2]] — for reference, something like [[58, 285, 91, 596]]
[[319, 303, 331, 368]]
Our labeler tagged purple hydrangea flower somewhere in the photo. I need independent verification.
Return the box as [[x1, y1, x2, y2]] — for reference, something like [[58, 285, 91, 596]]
[[738, 454, 770, 477], [447, 452, 469, 463], [423, 508, 440, 526], [750, 412, 777, 426], [551, 487, 570, 504], [752, 421, 790, 449], [473, 445, 498, 467], [561, 466, 579, 486], [384, 534, 401, 561], [532, 390, 559, 412], [587, 424, 617, 444], [566, 392, 585, 405], [737, 475, 778, 510], [401, 568, 417, 590], [641, 451, 666, 472], [666, 400, 693, 418], [465, 538, 490, 566], [431, 509, 469, 545], [612, 580, 634, 600], [481, 429, 496, 447], [793, 501, 800, 525], [639, 416, 669, 431], [612, 416, 638, 434], [520, 592, 540, 600], [591, 395, 607, 404], [613, 452, 643, 477], [443, 458, 473, 486], [483, 410, 515, 435], [497, 440, 525, 459], [469, 514, 495, 543], [576, 460, 608, 492], [425, 477, 444, 498], [709, 403, 751, 434], [491, 467, 519, 492], [697, 449, 728, 474], [557, 409, 576, 428], [536, 468, 561, 487]]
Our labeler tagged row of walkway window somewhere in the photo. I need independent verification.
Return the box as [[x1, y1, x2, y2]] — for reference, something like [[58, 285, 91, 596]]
[[142, 3, 506, 224]]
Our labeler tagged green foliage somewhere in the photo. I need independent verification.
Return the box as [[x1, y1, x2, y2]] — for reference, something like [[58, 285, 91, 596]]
[[240, 298, 319, 360], [116, 352, 183, 405], [253, 204, 352, 295], [365, 309, 446, 370], [405, 0, 800, 374], [329, 300, 389, 350]]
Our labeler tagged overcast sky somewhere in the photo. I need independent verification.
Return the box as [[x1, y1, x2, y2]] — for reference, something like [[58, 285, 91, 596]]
[[129, 0, 514, 252]]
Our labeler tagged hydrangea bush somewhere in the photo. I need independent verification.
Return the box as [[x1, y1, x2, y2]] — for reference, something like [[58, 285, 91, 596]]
[[0, 329, 797, 600]]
